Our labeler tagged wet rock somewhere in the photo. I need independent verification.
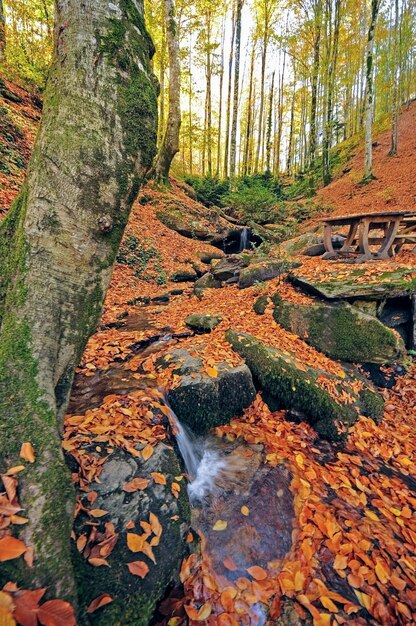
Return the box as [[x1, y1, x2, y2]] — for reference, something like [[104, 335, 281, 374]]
[[239, 259, 299, 289], [226, 330, 384, 441], [73, 445, 191, 626], [185, 313, 223, 332], [273, 296, 406, 364], [156, 348, 256, 435], [211, 255, 248, 282]]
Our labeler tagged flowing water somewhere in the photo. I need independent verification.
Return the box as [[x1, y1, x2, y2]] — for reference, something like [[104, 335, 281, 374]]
[[168, 406, 294, 625], [239, 227, 250, 252]]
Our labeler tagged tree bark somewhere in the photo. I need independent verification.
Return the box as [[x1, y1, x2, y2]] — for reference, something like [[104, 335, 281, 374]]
[[0, 0, 5, 62], [265, 71, 275, 173], [308, 0, 322, 168], [322, 0, 341, 186], [243, 43, 256, 176], [363, 0, 381, 181], [389, 0, 400, 157], [224, 1, 236, 178], [229, 0, 243, 182], [0, 0, 157, 601], [155, 0, 181, 183]]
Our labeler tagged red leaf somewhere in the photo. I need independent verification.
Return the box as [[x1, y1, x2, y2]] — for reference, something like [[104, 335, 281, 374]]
[[37, 600, 76, 626], [86, 594, 113, 613], [14, 589, 46, 626], [127, 561, 150, 579], [0, 536, 26, 562]]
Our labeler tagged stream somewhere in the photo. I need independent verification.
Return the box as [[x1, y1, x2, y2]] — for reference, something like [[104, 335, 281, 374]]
[[68, 308, 295, 625]]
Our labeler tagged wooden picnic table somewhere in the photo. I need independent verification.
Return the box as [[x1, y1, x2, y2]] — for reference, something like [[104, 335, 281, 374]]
[[320, 210, 416, 261]]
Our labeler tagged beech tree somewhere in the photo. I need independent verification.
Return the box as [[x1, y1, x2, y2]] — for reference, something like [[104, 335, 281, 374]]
[[363, 0, 382, 181], [0, 0, 5, 62], [154, 0, 181, 182], [0, 0, 157, 598]]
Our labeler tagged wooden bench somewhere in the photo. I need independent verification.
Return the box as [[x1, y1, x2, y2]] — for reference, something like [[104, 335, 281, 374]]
[[320, 211, 416, 261]]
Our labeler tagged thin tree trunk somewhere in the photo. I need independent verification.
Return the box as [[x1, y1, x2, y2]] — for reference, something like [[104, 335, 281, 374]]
[[224, 1, 236, 178], [216, 14, 226, 177], [254, 44, 267, 172], [308, 0, 322, 168], [155, 0, 181, 183], [322, 0, 341, 185], [265, 71, 275, 173], [363, 0, 381, 181], [287, 70, 296, 175], [158, 21, 167, 148], [243, 44, 255, 175], [0, 0, 5, 62], [229, 0, 243, 182], [0, 0, 157, 599], [275, 50, 287, 176], [389, 0, 400, 156]]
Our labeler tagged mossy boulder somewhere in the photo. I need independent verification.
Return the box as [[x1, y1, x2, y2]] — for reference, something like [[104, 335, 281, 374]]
[[273, 296, 406, 364], [253, 294, 270, 315], [239, 259, 299, 289], [211, 255, 247, 282], [73, 444, 191, 626], [194, 272, 222, 292], [226, 330, 384, 441], [185, 313, 223, 332], [170, 266, 198, 282], [156, 348, 256, 435]]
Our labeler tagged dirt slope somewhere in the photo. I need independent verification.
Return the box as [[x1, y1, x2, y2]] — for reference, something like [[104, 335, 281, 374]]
[[319, 100, 416, 216]]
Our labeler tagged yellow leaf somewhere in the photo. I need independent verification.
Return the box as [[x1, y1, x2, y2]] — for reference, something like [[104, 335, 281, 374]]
[[212, 520, 227, 531], [127, 533, 146, 552], [241, 506, 250, 516], [320, 596, 338, 613], [0, 605, 16, 626], [375, 562, 389, 584], [142, 444, 154, 461], [206, 366, 218, 378], [197, 603, 212, 620]]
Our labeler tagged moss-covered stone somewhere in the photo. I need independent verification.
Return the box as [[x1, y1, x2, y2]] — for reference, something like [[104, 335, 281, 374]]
[[185, 313, 223, 332], [73, 444, 191, 625], [239, 259, 299, 289], [226, 330, 383, 441], [253, 294, 269, 315], [156, 348, 256, 435], [273, 297, 405, 364]]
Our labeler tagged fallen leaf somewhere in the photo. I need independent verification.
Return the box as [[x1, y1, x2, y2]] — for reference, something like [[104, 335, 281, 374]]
[[150, 472, 166, 485], [89, 509, 108, 518], [0, 537, 26, 562], [127, 561, 150, 579], [212, 520, 227, 531], [19, 443, 35, 464], [247, 565, 267, 581], [142, 445, 154, 461], [37, 599, 76, 626], [123, 478, 150, 492], [87, 594, 113, 613], [241, 506, 250, 516]]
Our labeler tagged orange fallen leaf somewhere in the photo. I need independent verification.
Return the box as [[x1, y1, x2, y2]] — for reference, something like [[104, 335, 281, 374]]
[[223, 556, 238, 571], [127, 533, 146, 553], [20, 443, 35, 463], [150, 472, 166, 485], [0, 537, 27, 562], [247, 565, 267, 581], [123, 478, 150, 492], [127, 561, 150, 579], [89, 509, 108, 518], [212, 520, 227, 531], [37, 599, 76, 626], [241, 506, 250, 516], [142, 445, 154, 461]]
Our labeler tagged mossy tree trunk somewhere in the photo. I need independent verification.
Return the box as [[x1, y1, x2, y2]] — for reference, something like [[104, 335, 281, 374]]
[[0, 0, 157, 602], [0, 0, 5, 62], [154, 0, 181, 184], [363, 0, 381, 181]]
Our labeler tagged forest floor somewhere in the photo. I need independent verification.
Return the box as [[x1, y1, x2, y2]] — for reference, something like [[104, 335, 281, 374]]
[[0, 77, 415, 626]]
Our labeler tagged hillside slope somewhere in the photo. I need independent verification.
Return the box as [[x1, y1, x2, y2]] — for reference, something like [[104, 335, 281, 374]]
[[318, 101, 416, 216]]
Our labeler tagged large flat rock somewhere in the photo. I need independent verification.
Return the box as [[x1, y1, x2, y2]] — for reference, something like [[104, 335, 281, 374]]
[[290, 266, 416, 300]]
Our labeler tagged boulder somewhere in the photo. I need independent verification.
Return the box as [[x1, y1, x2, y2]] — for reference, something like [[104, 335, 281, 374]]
[[185, 313, 223, 332], [273, 296, 406, 364], [211, 255, 247, 282], [194, 272, 222, 291], [196, 250, 224, 264], [253, 294, 269, 315], [156, 348, 256, 435], [170, 267, 198, 282], [226, 330, 384, 441], [73, 444, 191, 626], [239, 259, 299, 289]]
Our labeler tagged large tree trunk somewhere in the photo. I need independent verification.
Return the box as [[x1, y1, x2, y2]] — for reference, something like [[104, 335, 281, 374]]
[[322, 0, 341, 186], [0, 0, 157, 601], [155, 0, 181, 183], [389, 0, 400, 157], [229, 0, 242, 182], [363, 0, 380, 181]]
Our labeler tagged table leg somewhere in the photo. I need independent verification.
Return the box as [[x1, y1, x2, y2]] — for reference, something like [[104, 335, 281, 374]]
[[374, 219, 400, 259], [357, 218, 372, 260], [322, 224, 337, 259], [340, 222, 358, 252]]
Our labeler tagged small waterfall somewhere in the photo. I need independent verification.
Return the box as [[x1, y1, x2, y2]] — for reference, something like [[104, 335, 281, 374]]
[[239, 227, 250, 252], [167, 404, 227, 501]]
